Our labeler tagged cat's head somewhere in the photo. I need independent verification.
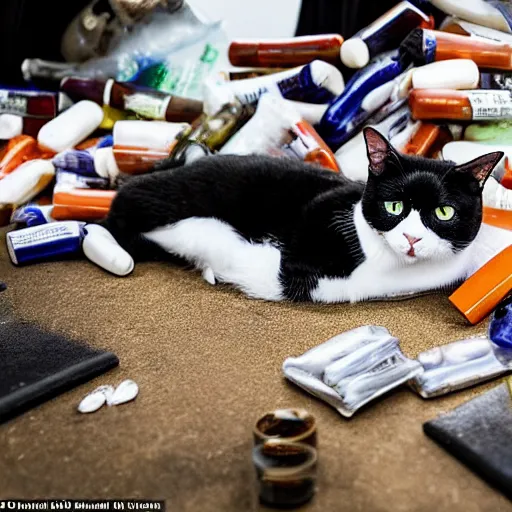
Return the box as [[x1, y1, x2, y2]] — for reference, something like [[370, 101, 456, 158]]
[[361, 127, 503, 263]]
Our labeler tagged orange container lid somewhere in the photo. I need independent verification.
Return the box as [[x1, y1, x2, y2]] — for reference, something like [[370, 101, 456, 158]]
[[482, 206, 512, 231], [0, 135, 40, 179], [52, 189, 116, 221], [449, 244, 512, 324]]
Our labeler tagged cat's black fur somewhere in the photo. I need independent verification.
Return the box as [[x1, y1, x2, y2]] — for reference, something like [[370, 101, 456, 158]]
[[363, 152, 484, 251], [103, 128, 501, 301], [104, 155, 365, 300]]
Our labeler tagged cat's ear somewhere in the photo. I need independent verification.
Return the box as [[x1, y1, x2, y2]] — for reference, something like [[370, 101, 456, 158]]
[[455, 151, 504, 187], [363, 127, 391, 176]]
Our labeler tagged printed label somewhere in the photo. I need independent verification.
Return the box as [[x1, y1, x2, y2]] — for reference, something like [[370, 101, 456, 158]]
[[10, 223, 80, 249], [124, 93, 170, 120], [0, 91, 28, 115], [467, 90, 512, 120]]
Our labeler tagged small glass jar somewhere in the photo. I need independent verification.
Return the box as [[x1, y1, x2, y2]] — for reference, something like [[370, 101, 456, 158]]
[[252, 439, 318, 509]]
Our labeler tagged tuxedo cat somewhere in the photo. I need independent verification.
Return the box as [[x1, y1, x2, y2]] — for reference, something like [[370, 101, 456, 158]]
[[103, 127, 512, 302]]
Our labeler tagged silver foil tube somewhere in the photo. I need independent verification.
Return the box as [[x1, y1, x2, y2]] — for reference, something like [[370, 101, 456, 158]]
[[409, 336, 512, 398], [283, 326, 423, 418]]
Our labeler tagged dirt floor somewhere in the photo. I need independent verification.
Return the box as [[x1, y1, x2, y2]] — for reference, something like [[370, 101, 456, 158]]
[[0, 235, 511, 512]]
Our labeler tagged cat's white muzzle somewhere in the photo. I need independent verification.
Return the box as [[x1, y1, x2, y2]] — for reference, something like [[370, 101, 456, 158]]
[[384, 210, 455, 263]]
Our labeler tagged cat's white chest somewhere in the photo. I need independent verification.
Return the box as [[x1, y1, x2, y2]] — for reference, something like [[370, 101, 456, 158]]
[[311, 253, 467, 303]]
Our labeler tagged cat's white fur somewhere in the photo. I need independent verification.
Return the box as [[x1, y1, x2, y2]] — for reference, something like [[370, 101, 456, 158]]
[[144, 217, 284, 300], [143, 201, 512, 303]]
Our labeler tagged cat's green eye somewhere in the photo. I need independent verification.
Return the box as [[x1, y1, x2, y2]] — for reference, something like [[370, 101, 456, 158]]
[[435, 206, 455, 221], [384, 201, 404, 216]]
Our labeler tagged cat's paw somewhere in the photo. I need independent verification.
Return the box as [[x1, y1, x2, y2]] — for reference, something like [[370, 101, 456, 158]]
[[202, 267, 216, 285]]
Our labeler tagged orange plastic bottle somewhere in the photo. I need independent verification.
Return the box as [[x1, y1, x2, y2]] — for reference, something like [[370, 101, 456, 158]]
[[402, 122, 453, 157], [424, 29, 512, 70], [410, 89, 512, 121], [113, 145, 170, 174], [229, 35, 344, 68], [52, 189, 116, 221]]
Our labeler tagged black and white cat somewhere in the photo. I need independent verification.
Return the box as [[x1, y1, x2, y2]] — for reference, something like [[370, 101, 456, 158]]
[[104, 127, 512, 302]]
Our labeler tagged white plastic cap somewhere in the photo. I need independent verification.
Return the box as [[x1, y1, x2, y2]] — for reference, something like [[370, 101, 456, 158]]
[[308, 60, 345, 96], [113, 120, 189, 151], [37, 100, 104, 152], [83, 224, 134, 276], [412, 59, 480, 90], [94, 147, 120, 183], [0, 159, 55, 205], [0, 114, 23, 139], [340, 38, 370, 69]]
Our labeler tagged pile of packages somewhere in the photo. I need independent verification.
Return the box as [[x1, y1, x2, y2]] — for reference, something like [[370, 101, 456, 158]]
[[2, 0, 512, 311]]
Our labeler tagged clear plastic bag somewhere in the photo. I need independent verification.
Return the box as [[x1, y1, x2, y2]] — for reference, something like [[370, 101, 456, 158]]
[[24, 2, 230, 100]]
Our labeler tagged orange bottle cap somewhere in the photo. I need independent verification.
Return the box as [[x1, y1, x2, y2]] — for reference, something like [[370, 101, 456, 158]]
[[449, 244, 512, 324]]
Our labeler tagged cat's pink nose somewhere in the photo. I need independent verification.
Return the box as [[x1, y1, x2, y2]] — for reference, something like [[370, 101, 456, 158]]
[[403, 233, 422, 246]]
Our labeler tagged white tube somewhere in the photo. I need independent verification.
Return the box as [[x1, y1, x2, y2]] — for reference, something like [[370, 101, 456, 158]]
[[440, 17, 512, 43], [113, 120, 189, 151], [412, 59, 480, 90], [94, 147, 121, 184], [0, 159, 55, 205], [83, 224, 134, 276], [220, 93, 298, 156], [361, 81, 396, 113], [0, 114, 23, 139], [430, 0, 512, 33], [361, 68, 413, 113], [214, 60, 344, 105], [282, 100, 329, 125], [37, 100, 104, 152]]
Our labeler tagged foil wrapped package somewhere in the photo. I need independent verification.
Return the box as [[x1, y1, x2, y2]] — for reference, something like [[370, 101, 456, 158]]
[[282, 325, 423, 418], [409, 336, 512, 398]]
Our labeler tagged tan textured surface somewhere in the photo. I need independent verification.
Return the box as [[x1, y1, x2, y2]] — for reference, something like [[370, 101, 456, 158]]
[[0, 237, 511, 511]]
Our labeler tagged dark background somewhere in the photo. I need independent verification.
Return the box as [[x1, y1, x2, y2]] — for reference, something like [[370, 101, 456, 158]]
[[0, 0, 397, 86]]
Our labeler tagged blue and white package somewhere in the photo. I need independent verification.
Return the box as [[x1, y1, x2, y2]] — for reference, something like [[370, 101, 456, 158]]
[[52, 135, 113, 177], [318, 50, 409, 150], [52, 149, 97, 177], [6, 221, 84, 265], [10, 204, 55, 227], [55, 170, 110, 190]]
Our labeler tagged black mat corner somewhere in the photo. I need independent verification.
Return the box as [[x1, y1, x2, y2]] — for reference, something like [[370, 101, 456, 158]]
[[424, 383, 512, 500], [0, 320, 119, 423]]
